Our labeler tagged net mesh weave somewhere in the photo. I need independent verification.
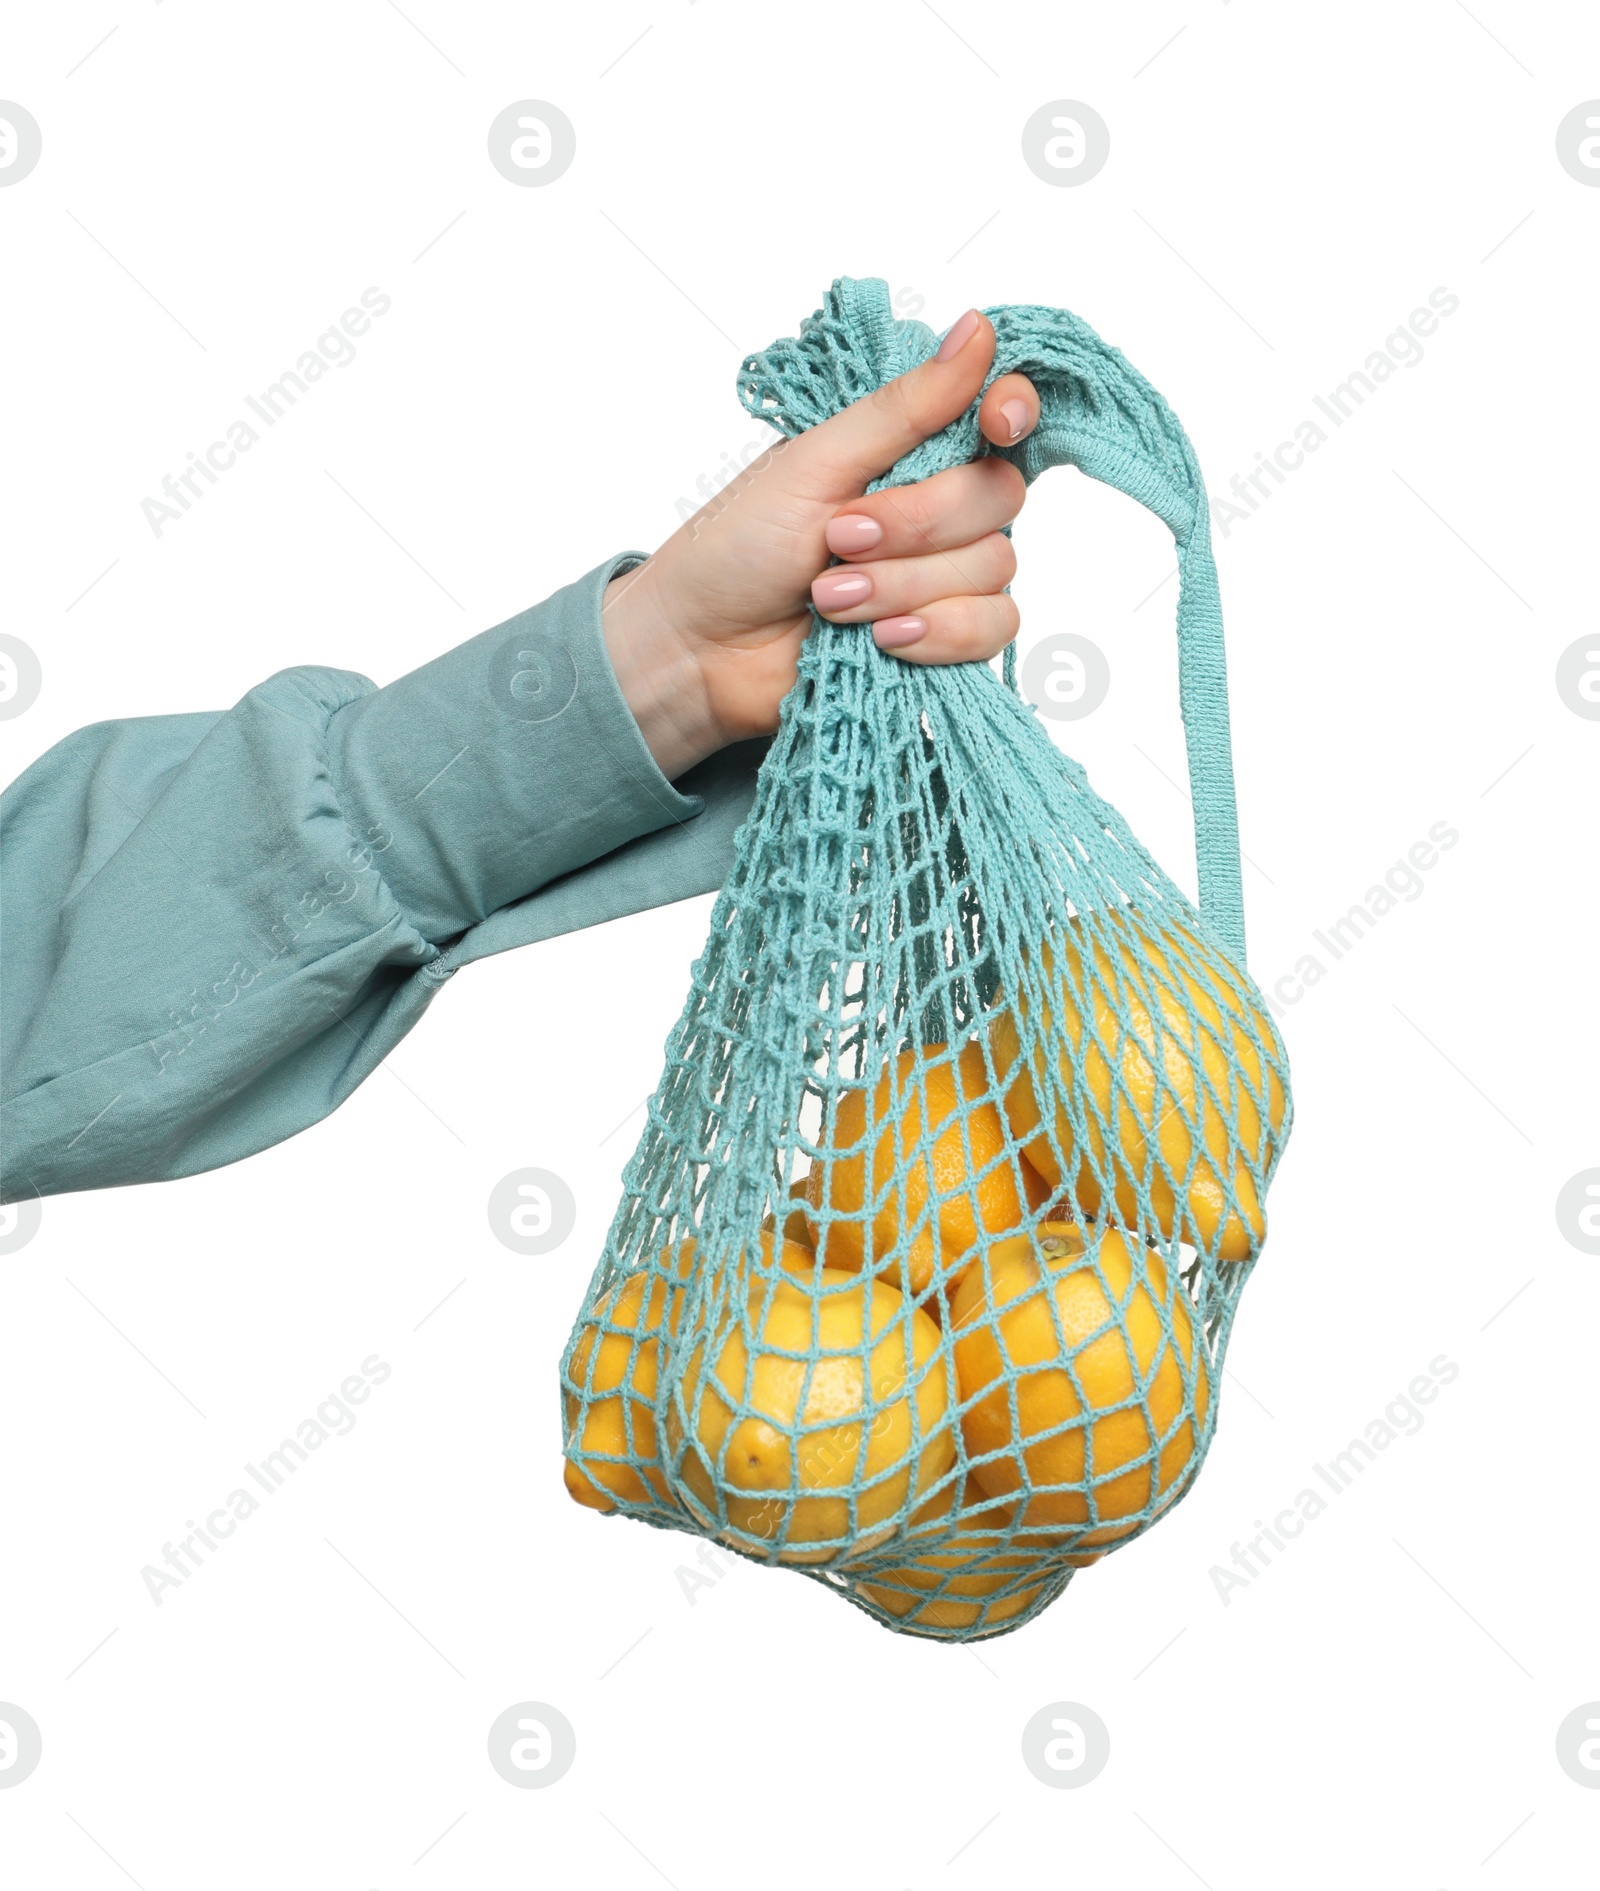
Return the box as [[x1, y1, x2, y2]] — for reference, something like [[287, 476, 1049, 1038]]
[[560, 277, 1293, 1640]]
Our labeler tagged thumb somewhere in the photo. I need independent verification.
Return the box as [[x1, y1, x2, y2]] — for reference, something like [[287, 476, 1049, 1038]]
[[787, 308, 995, 497]]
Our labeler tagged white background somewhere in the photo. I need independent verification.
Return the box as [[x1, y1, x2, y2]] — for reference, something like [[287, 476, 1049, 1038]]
[[2, 3, 1597, 1886]]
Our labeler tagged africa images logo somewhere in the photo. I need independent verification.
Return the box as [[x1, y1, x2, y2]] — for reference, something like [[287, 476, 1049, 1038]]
[[140, 289, 391, 537], [1210, 289, 1460, 539]]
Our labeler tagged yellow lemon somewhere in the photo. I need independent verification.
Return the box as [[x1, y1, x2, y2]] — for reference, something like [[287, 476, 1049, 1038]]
[[562, 1264, 681, 1513], [992, 913, 1285, 1260], [951, 1222, 1209, 1541], [760, 1180, 819, 1255], [856, 1482, 1053, 1635], [755, 1227, 823, 1284], [667, 1269, 953, 1563], [856, 1479, 1105, 1635], [805, 1042, 1050, 1295]]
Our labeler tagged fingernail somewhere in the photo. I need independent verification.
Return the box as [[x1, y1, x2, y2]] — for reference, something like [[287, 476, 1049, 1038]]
[[1000, 397, 1031, 442], [934, 308, 981, 362], [812, 570, 874, 611], [873, 614, 926, 650], [825, 513, 884, 555]]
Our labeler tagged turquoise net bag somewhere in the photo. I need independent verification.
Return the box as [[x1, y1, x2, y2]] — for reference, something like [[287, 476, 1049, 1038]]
[[560, 277, 1292, 1640]]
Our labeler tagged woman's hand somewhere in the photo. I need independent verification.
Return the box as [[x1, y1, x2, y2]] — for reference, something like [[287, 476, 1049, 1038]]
[[602, 309, 1039, 778]]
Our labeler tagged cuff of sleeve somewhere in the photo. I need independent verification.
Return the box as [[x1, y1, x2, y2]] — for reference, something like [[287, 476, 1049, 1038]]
[[324, 553, 703, 942]]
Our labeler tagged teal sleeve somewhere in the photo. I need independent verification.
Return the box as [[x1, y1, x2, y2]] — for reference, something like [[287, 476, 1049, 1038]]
[[0, 554, 764, 1203]]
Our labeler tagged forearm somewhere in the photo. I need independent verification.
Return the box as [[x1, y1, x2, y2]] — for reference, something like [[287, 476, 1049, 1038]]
[[0, 556, 727, 1201], [325, 554, 704, 939], [600, 561, 728, 781]]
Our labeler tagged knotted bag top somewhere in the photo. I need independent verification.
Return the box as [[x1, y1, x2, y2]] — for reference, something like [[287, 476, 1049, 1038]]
[[736, 275, 1246, 962]]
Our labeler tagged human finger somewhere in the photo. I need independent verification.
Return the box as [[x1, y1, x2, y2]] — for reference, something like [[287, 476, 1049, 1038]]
[[809, 531, 1016, 624], [785, 308, 997, 496], [823, 456, 1025, 561], [867, 591, 1022, 664], [978, 371, 1040, 448]]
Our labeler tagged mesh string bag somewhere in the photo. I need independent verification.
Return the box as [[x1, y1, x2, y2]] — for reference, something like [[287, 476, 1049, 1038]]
[[560, 277, 1293, 1641]]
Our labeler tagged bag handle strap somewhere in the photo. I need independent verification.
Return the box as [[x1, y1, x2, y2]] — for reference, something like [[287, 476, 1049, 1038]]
[[1006, 425, 1248, 964]]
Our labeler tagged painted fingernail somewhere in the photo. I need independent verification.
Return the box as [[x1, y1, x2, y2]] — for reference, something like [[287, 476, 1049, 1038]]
[[825, 513, 884, 555], [934, 308, 981, 362], [1000, 397, 1031, 442], [812, 570, 874, 611], [873, 614, 927, 650]]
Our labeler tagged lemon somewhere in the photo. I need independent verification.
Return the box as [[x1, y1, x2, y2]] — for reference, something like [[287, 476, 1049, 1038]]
[[760, 1179, 819, 1256], [951, 1221, 1209, 1541], [805, 1042, 1049, 1294], [992, 913, 1284, 1260], [854, 1482, 1045, 1635], [667, 1269, 953, 1563], [562, 1262, 682, 1513]]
